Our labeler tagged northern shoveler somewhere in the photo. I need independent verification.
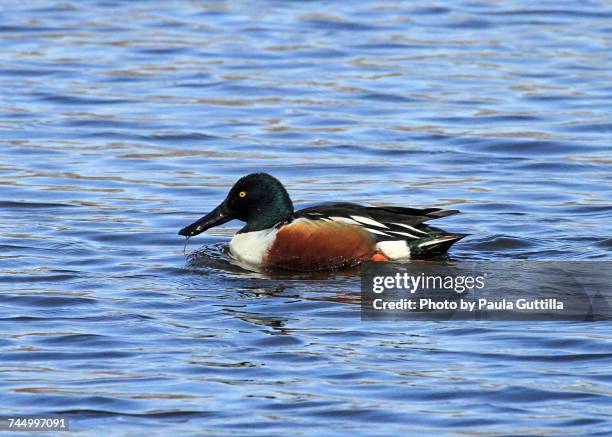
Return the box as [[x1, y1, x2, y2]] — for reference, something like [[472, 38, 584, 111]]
[[179, 173, 466, 271]]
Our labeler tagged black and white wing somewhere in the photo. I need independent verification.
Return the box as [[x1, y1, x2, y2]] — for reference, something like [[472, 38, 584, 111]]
[[295, 202, 466, 257]]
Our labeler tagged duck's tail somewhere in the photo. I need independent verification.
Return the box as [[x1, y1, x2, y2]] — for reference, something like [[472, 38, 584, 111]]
[[408, 233, 468, 257]]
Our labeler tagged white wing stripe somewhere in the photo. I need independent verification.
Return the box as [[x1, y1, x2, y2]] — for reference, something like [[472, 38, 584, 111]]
[[365, 228, 391, 236], [388, 230, 419, 239], [391, 222, 428, 235], [350, 215, 388, 229], [329, 216, 361, 226], [418, 236, 457, 248]]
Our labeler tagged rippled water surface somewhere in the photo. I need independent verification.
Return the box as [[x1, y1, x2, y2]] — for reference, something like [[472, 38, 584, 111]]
[[1, 1, 611, 435]]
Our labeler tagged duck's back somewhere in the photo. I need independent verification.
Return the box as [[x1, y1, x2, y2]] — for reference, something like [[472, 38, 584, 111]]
[[258, 203, 465, 271]]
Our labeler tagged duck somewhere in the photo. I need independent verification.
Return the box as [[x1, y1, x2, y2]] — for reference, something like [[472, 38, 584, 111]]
[[178, 173, 465, 271]]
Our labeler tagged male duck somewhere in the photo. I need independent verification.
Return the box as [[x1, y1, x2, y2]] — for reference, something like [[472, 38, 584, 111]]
[[179, 173, 465, 271]]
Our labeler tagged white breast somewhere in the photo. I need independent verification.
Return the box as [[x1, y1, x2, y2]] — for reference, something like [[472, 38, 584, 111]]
[[229, 228, 278, 266]]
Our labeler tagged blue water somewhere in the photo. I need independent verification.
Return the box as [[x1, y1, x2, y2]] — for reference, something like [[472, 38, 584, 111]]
[[1, 1, 611, 435]]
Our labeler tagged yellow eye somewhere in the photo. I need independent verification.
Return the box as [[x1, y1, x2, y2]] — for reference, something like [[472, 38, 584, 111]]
[[239, 191, 247, 198]]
